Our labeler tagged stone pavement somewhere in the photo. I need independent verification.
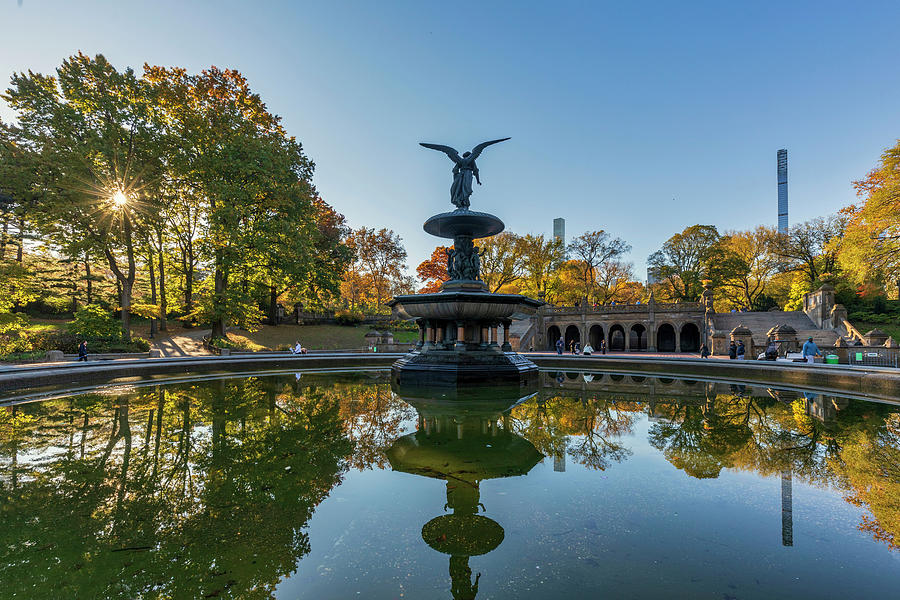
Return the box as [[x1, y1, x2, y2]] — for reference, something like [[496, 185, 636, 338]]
[[151, 328, 212, 357]]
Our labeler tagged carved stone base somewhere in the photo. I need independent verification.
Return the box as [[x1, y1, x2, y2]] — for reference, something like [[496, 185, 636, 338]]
[[391, 348, 538, 389]]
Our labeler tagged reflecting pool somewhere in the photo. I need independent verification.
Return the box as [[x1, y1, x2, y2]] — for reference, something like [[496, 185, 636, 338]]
[[1, 371, 899, 599]]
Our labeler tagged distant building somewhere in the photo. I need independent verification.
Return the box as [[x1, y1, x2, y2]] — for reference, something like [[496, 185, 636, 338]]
[[553, 217, 565, 245], [554, 217, 566, 259], [777, 149, 788, 234]]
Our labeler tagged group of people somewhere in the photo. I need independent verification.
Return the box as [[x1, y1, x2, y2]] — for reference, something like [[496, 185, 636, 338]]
[[720, 336, 822, 363], [555, 337, 605, 356]]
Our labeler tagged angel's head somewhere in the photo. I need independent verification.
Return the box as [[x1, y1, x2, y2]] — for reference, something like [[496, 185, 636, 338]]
[[462, 151, 471, 158]]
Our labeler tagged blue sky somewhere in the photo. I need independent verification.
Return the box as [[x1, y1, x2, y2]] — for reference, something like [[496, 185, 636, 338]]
[[2, 0, 899, 279]]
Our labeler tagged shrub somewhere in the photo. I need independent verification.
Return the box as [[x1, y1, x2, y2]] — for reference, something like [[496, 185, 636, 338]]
[[68, 304, 121, 339], [335, 309, 364, 326]]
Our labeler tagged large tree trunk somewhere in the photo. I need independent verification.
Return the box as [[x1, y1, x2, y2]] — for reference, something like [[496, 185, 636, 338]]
[[16, 213, 25, 264], [1, 218, 7, 259], [183, 244, 195, 326], [85, 260, 93, 305], [211, 259, 227, 339], [105, 211, 137, 341], [269, 285, 278, 326], [157, 228, 167, 331]]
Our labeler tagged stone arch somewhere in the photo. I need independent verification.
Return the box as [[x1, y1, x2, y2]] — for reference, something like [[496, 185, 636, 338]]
[[589, 324, 604, 349], [547, 325, 561, 350], [680, 323, 700, 352], [629, 323, 647, 351], [657, 323, 676, 352], [610, 374, 625, 382], [564, 325, 581, 351], [609, 324, 626, 351]]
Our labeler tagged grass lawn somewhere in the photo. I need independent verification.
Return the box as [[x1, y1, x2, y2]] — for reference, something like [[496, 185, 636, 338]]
[[855, 321, 900, 342], [25, 319, 68, 332], [228, 324, 417, 351]]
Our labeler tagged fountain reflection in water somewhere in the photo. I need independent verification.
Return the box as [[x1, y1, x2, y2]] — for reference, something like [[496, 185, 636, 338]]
[[387, 387, 543, 599]]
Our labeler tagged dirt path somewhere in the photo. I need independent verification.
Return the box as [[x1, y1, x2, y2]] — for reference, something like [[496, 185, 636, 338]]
[[151, 328, 212, 357]]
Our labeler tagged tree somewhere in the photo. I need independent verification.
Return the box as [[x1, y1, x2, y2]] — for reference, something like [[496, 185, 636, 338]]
[[3, 53, 165, 341], [567, 231, 630, 304], [478, 232, 524, 293], [839, 140, 900, 294], [776, 215, 845, 285], [518, 234, 564, 300], [718, 226, 781, 310], [416, 245, 451, 293], [146, 64, 317, 337], [344, 227, 407, 310], [648, 225, 723, 302]]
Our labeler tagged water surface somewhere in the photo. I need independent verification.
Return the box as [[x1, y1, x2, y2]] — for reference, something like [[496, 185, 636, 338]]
[[1, 371, 898, 599]]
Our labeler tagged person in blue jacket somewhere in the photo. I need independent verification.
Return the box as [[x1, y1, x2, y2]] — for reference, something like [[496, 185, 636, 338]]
[[802, 337, 821, 364]]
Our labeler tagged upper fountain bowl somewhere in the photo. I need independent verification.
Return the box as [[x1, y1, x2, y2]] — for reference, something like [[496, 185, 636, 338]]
[[424, 209, 505, 239]]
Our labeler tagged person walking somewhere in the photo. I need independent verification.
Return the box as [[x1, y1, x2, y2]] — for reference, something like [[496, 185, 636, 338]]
[[77, 340, 88, 362], [555, 337, 564, 355], [802, 336, 821, 364], [736, 340, 746, 360], [699, 343, 710, 359], [600, 339, 607, 355], [728, 341, 737, 360]]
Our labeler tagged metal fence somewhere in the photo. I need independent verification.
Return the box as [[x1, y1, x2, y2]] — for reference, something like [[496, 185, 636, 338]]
[[847, 348, 900, 368]]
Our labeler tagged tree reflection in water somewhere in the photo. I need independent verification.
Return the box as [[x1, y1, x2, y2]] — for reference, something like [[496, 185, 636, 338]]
[[0, 371, 899, 600], [0, 376, 354, 599]]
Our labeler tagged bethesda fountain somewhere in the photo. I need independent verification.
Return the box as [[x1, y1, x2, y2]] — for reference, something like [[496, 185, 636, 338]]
[[388, 138, 543, 388]]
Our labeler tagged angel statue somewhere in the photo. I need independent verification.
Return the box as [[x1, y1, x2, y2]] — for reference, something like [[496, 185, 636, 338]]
[[420, 138, 510, 209]]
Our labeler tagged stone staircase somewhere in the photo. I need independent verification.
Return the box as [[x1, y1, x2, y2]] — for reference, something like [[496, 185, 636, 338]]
[[711, 311, 842, 346], [509, 318, 536, 350]]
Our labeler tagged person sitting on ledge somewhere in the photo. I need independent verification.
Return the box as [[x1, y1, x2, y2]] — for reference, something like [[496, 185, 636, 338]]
[[582, 343, 594, 356], [291, 341, 307, 355]]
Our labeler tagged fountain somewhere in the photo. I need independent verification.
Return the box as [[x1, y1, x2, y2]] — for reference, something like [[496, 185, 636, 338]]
[[388, 138, 543, 387]]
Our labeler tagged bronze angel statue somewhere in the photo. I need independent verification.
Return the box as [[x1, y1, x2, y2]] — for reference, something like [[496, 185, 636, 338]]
[[420, 138, 510, 209]]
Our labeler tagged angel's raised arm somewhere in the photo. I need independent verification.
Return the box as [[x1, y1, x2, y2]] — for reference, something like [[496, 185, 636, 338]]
[[419, 142, 463, 164]]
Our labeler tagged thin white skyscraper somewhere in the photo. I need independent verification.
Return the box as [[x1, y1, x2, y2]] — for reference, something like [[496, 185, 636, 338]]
[[777, 149, 788, 234]]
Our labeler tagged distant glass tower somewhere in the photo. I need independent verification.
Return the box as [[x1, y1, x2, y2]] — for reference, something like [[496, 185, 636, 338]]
[[553, 217, 565, 245], [777, 149, 788, 234]]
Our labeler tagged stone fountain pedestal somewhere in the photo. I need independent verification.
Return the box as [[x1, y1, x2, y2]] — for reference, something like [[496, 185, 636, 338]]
[[388, 208, 542, 388]]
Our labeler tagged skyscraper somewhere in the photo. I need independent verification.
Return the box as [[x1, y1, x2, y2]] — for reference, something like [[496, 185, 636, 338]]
[[777, 149, 788, 234], [553, 217, 565, 245]]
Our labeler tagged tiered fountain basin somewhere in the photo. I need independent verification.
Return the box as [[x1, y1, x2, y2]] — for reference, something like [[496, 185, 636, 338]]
[[388, 287, 543, 387], [389, 208, 543, 388]]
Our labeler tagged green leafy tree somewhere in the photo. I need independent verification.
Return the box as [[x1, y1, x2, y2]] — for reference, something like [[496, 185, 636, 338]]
[[649, 225, 725, 302], [3, 53, 164, 340]]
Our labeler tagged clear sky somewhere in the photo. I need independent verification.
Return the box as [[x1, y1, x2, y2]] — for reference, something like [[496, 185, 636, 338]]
[[2, 0, 899, 279]]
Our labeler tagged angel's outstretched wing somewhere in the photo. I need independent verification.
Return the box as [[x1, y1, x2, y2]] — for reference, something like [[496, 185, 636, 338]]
[[468, 137, 511, 161], [420, 142, 462, 164]]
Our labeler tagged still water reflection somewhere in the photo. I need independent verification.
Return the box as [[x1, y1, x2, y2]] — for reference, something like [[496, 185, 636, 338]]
[[1, 371, 898, 599]]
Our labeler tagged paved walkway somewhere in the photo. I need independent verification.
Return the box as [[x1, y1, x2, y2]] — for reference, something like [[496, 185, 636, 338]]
[[151, 328, 212, 357]]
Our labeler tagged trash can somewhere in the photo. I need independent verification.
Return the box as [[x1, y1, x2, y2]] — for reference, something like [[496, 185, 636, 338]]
[[825, 354, 839, 365]]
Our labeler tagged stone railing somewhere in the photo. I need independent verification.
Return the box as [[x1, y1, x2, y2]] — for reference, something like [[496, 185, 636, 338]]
[[841, 319, 867, 344], [543, 302, 703, 316]]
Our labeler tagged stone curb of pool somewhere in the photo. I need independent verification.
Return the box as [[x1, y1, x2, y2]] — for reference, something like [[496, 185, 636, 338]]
[[1, 353, 899, 402]]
